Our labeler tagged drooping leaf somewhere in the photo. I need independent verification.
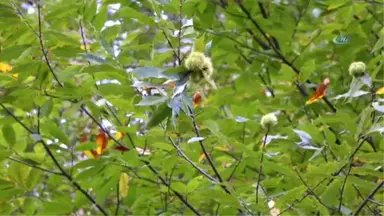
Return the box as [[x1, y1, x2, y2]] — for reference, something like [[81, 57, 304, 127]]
[[332, 90, 370, 100], [293, 129, 322, 150], [264, 134, 288, 146], [146, 103, 172, 129]]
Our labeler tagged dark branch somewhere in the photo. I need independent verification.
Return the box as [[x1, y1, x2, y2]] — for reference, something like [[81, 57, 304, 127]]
[[1, 103, 108, 216], [353, 181, 384, 216], [36, 1, 63, 87]]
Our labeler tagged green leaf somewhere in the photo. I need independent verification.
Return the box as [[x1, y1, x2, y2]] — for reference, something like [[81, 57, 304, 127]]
[[83, 0, 97, 22], [0, 45, 31, 61], [41, 120, 70, 145], [75, 142, 98, 151], [136, 96, 169, 106], [146, 103, 172, 129], [42, 201, 73, 215], [78, 53, 106, 64], [372, 32, 384, 53], [0, 149, 11, 161], [116, 7, 154, 25], [299, 60, 316, 83], [40, 99, 54, 117], [92, 5, 108, 31], [2, 125, 16, 146]]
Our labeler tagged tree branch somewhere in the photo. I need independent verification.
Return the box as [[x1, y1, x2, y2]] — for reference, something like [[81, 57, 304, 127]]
[[294, 168, 337, 211], [1, 103, 108, 216], [338, 163, 353, 212], [177, 0, 183, 66], [234, 0, 337, 113], [36, 1, 63, 87], [353, 180, 384, 216], [187, 106, 252, 215], [146, 162, 202, 215], [277, 178, 328, 216], [168, 136, 218, 183]]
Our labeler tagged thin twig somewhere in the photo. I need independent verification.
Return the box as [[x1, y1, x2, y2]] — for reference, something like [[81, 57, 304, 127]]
[[294, 168, 337, 211], [338, 163, 353, 212], [168, 136, 218, 183], [256, 128, 269, 214], [10, 1, 39, 37], [22, 3, 201, 213], [277, 178, 328, 216], [177, 0, 183, 66], [8, 157, 63, 176], [187, 106, 252, 215], [1, 103, 109, 216], [234, 0, 337, 113], [353, 180, 384, 216], [188, 107, 225, 185], [146, 163, 202, 215], [352, 184, 377, 215], [162, 31, 180, 64], [36, 2, 63, 87]]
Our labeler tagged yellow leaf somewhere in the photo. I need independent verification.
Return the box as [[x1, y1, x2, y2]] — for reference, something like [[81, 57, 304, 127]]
[[114, 132, 124, 140], [198, 153, 206, 163], [83, 150, 94, 158], [119, 173, 130, 199], [0, 62, 12, 73], [376, 87, 384, 95]]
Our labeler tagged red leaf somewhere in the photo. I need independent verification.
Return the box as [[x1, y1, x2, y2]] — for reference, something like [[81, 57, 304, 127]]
[[80, 135, 88, 143], [306, 78, 330, 105], [115, 146, 129, 152]]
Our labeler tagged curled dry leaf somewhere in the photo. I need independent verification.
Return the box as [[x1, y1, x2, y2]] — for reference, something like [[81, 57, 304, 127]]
[[306, 78, 330, 105], [81, 129, 109, 159], [192, 91, 202, 108]]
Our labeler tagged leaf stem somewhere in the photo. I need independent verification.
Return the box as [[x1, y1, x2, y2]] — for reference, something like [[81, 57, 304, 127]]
[[256, 128, 269, 214]]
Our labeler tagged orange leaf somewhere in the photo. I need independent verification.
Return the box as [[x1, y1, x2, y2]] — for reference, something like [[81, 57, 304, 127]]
[[198, 153, 206, 163], [168, 81, 176, 89], [306, 78, 330, 105], [95, 129, 108, 155], [192, 91, 202, 108]]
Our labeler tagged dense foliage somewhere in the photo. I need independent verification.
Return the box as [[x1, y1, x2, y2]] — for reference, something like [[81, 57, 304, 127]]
[[0, 0, 383, 215]]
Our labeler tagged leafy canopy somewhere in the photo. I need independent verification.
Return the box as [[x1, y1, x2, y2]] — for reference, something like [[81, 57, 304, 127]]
[[0, 0, 383, 215]]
